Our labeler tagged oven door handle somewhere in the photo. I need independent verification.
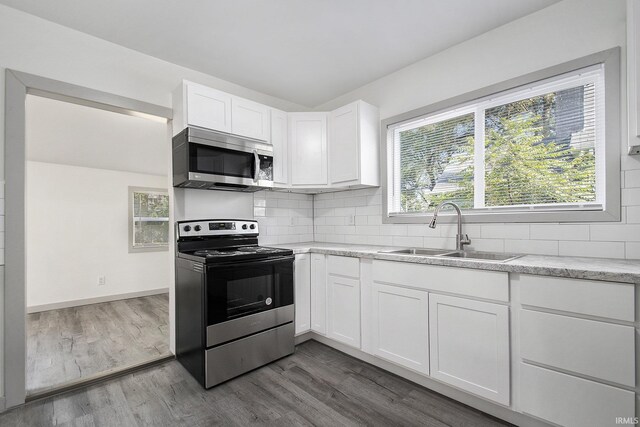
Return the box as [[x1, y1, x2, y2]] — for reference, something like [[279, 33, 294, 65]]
[[207, 255, 294, 268], [253, 150, 260, 181]]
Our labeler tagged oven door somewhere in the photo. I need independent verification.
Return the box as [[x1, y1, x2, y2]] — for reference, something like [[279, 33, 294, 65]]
[[205, 256, 294, 347]]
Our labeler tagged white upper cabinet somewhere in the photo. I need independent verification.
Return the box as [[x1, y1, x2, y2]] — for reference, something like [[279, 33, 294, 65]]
[[173, 80, 380, 190], [289, 113, 328, 187], [271, 108, 288, 185], [231, 97, 271, 142], [183, 82, 232, 134], [173, 80, 270, 142], [329, 100, 379, 187]]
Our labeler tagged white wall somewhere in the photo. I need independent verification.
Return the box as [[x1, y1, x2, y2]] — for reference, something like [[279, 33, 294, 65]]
[[0, 3, 306, 402], [313, 0, 640, 260], [25, 94, 171, 310], [26, 161, 169, 308]]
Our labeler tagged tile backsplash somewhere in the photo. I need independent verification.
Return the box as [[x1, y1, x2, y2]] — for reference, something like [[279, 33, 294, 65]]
[[253, 190, 314, 245], [257, 152, 640, 260]]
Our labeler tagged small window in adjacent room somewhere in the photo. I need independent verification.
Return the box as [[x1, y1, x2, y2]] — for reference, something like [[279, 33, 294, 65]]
[[383, 49, 620, 223], [128, 187, 170, 252]]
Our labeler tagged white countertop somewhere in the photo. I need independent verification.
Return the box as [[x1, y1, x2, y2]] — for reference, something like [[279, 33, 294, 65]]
[[274, 242, 640, 284]]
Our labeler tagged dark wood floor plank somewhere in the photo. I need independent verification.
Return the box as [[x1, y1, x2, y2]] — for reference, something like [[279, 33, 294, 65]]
[[3, 340, 512, 427]]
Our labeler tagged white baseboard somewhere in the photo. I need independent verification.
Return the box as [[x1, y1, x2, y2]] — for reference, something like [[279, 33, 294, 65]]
[[27, 288, 169, 313]]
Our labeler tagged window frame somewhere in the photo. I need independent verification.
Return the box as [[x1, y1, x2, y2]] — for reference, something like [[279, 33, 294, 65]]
[[128, 186, 170, 253], [381, 47, 621, 224]]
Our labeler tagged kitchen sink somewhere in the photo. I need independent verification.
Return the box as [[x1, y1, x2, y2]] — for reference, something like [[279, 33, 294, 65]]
[[439, 250, 522, 262], [380, 248, 451, 256], [379, 248, 522, 263]]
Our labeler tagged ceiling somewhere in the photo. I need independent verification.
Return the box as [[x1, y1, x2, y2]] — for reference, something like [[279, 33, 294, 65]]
[[2, 0, 559, 107], [26, 95, 168, 176]]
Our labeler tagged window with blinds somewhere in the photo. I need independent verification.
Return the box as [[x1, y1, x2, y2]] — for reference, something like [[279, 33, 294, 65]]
[[388, 64, 604, 216]]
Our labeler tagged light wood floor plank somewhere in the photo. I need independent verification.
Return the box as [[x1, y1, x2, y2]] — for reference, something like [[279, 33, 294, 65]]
[[27, 294, 170, 394]]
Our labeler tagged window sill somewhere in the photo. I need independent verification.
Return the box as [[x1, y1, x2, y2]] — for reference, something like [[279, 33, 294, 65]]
[[383, 208, 620, 224], [128, 246, 169, 253]]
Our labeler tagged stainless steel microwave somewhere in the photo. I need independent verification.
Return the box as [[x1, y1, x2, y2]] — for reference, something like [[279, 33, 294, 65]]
[[172, 126, 274, 192]]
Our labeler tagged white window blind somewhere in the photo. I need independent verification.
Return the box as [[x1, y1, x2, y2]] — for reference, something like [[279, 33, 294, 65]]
[[388, 64, 605, 216]]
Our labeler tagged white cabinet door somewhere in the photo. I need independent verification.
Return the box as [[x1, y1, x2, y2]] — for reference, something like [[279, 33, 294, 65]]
[[329, 102, 359, 185], [429, 294, 510, 405], [327, 275, 360, 348], [371, 283, 429, 374], [294, 254, 311, 335], [186, 83, 232, 133], [231, 98, 271, 142], [289, 113, 328, 186], [310, 253, 327, 334], [271, 109, 288, 185]]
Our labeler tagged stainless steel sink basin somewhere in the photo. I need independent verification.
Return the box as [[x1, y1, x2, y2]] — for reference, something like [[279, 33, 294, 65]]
[[379, 248, 523, 263], [380, 248, 451, 256], [439, 250, 522, 262]]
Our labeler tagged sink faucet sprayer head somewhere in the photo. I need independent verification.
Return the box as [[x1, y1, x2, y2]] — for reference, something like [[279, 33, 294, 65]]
[[428, 216, 437, 229]]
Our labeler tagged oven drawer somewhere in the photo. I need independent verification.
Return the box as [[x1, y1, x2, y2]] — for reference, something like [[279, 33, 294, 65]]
[[207, 304, 294, 347], [205, 322, 295, 388]]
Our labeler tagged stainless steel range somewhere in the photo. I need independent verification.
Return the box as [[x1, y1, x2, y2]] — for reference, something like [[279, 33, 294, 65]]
[[175, 219, 294, 388]]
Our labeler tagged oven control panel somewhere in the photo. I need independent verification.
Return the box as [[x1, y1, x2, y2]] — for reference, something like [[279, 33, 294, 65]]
[[178, 220, 258, 238]]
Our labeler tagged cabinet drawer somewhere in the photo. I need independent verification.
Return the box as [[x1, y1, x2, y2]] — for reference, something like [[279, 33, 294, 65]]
[[327, 255, 360, 278], [520, 363, 635, 427], [518, 274, 634, 321], [373, 260, 508, 302], [520, 310, 635, 387]]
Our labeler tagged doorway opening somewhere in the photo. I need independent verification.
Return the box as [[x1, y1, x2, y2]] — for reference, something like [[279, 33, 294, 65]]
[[24, 95, 171, 395]]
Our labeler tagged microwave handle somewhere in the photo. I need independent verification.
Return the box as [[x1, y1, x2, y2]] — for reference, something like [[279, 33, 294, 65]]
[[253, 150, 260, 181]]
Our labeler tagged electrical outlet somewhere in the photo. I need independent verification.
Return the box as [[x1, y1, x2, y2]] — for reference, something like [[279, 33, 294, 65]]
[[347, 214, 355, 226], [98, 276, 106, 286]]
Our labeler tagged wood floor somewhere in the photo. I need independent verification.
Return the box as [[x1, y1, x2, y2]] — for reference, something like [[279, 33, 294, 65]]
[[27, 294, 170, 394], [5, 340, 511, 426]]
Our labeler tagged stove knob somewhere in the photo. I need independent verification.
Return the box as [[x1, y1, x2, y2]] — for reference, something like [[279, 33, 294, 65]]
[[194, 225, 201, 232], [183, 225, 191, 232], [242, 224, 248, 230], [250, 224, 256, 230]]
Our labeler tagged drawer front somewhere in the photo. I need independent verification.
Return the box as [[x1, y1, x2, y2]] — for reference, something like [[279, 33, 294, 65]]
[[520, 363, 635, 427], [205, 322, 295, 388], [327, 255, 360, 278], [518, 274, 634, 321], [372, 260, 508, 302], [520, 310, 635, 387]]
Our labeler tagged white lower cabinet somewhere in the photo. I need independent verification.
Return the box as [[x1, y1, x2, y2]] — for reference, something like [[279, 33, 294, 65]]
[[520, 363, 635, 427], [294, 254, 311, 335], [327, 274, 360, 348], [370, 283, 429, 374], [429, 294, 510, 405], [310, 253, 327, 334]]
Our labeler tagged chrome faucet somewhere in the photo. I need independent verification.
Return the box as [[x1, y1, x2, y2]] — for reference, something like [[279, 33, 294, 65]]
[[428, 201, 471, 251]]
